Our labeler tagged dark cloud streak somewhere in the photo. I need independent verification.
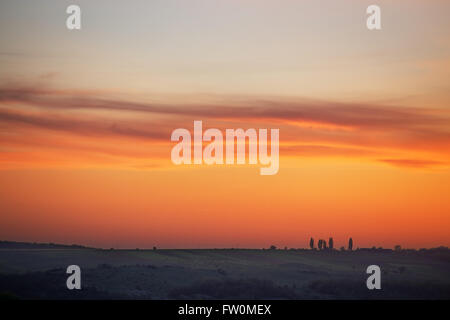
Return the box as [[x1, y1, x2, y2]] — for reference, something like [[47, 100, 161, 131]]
[[0, 108, 169, 141], [1, 86, 449, 131]]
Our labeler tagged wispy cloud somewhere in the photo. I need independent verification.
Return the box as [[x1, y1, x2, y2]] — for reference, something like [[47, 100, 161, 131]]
[[378, 159, 447, 169], [1, 85, 449, 130], [0, 108, 169, 141], [1, 83, 449, 169]]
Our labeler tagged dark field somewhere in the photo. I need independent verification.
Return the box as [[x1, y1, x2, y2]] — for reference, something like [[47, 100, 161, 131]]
[[0, 243, 449, 299]]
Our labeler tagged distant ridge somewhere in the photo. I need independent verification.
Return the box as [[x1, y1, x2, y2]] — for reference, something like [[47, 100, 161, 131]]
[[0, 240, 448, 251], [0, 240, 90, 249]]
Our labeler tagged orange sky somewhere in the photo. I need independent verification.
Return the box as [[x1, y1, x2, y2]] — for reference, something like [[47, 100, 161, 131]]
[[0, 0, 450, 249], [1, 89, 449, 249]]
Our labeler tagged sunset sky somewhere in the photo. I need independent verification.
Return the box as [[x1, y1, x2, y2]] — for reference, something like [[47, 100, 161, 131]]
[[1, 0, 449, 249]]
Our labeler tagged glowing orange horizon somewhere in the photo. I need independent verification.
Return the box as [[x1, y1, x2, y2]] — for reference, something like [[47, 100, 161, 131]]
[[1, 88, 449, 249], [1, 0, 450, 249]]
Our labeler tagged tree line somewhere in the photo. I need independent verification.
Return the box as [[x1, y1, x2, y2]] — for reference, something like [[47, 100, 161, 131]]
[[309, 237, 353, 251]]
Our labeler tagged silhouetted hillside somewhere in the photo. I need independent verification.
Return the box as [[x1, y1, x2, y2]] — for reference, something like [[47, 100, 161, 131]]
[[0, 241, 89, 250], [1, 242, 449, 299]]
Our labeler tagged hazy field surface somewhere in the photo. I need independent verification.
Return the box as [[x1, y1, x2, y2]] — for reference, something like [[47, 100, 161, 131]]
[[0, 244, 449, 299]]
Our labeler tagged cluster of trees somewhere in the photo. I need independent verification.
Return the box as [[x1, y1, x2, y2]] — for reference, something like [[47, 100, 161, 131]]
[[309, 237, 353, 251]]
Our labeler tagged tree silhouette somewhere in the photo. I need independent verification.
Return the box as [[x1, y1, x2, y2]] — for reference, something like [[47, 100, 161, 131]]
[[329, 237, 334, 250], [318, 239, 323, 250], [322, 240, 327, 250], [348, 238, 353, 251], [309, 238, 314, 250]]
